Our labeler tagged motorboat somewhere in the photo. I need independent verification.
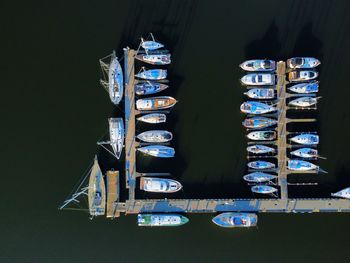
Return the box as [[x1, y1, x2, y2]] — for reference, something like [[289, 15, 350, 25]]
[[137, 214, 189, 227], [251, 185, 278, 194], [287, 57, 321, 69], [241, 73, 275, 85], [331, 187, 350, 199], [287, 159, 318, 171], [140, 177, 182, 193], [240, 59, 276, 72], [248, 161, 275, 170], [290, 148, 318, 158], [108, 52, 123, 104], [212, 213, 258, 228], [242, 117, 277, 129], [244, 88, 275, 99], [135, 53, 171, 65], [136, 96, 177, 111], [288, 71, 318, 82], [135, 82, 169, 95], [243, 172, 277, 183], [289, 96, 318, 107], [135, 69, 167, 80], [136, 130, 173, 143], [240, 101, 276, 114], [247, 131, 276, 141], [141, 36, 164, 51], [137, 113, 167, 124], [290, 134, 319, 145], [247, 144, 275, 154], [109, 118, 124, 159], [137, 145, 175, 158], [88, 156, 106, 216], [288, 82, 319, 94]]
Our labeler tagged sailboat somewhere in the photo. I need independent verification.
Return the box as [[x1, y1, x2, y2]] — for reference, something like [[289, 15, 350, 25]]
[[331, 187, 350, 199], [88, 156, 106, 216], [288, 82, 319, 94], [244, 88, 275, 99], [287, 159, 318, 171], [248, 161, 275, 170], [137, 130, 173, 143], [240, 101, 276, 114], [243, 172, 277, 183], [289, 96, 318, 107], [135, 69, 167, 80], [135, 54, 171, 65], [97, 118, 124, 159], [247, 131, 276, 141], [141, 34, 164, 51], [135, 82, 169, 96], [290, 134, 319, 145], [251, 185, 278, 194], [140, 177, 182, 193], [242, 117, 277, 129], [137, 113, 167, 124], [290, 148, 318, 158], [138, 145, 175, 158]]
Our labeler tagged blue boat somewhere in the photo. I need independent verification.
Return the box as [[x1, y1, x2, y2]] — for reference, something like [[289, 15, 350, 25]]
[[135, 69, 167, 80], [247, 161, 275, 170], [290, 147, 318, 158], [135, 82, 169, 95], [240, 101, 276, 114], [288, 82, 319, 94], [137, 145, 175, 158], [287, 159, 318, 171], [212, 213, 258, 228], [290, 134, 319, 145], [251, 185, 278, 194]]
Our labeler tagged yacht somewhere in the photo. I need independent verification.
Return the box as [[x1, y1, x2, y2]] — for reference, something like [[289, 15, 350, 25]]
[[247, 144, 275, 154], [135, 54, 171, 65], [244, 88, 275, 99], [331, 187, 350, 199], [109, 118, 124, 159], [240, 101, 276, 114], [240, 59, 276, 72], [288, 71, 318, 82], [137, 214, 189, 227], [212, 213, 258, 228], [108, 52, 123, 104], [138, 145, 175, 158], [137, 130, 173, 143], [242, 117, 277, 129], [136, 96, 177, 111], [290, 147, 318, 158], [287, 57, 321, 69], [290, 134, 319, 145], [248, 161, 275, 170], [135, 69, 167, 80], [243, 172, 277, 183], [247, 131, 276, 141], [251, 185, 278, 194], [135, 82, 169, 95], [140, 177, 182, 193], [241, 73, 275, 85], [289, 96, 318, 107], [288, 159, 318, 171], [137, 113, 167, 124], [288, 82, 319, 93]]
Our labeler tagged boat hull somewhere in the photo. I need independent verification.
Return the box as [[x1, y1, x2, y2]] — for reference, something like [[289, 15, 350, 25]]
[[241, 73, 275, 85], [287, 57, 321, 69], [244, 88, 275, 99], [247, 131, 276, 141], [332, 187, 350, 199], [288, 160, 318, 171], [288, 82, 319, 94], [251, 185, 277, 194], [108, 54, 124, 105], [240, 60, 276, 72], [290, 148, 318, 158], [137, 214, 189, 226], [288, 71, 318, 82], [140, 177, 182, 193], [141, 40, 164, 51], [138, 145, 175, 158], [212, 213, 258, 228], [109, 118, 124, 159], [290, 134, 319, 145], [289, 97, 317, 107], [240, 101, 276, 114]]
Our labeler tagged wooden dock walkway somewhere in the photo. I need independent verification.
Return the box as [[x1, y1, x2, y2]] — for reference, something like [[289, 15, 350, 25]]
[[106, 170, 120, 218]]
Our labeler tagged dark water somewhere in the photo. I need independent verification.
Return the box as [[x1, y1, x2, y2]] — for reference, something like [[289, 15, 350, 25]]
[[3, 0, 350, 262]]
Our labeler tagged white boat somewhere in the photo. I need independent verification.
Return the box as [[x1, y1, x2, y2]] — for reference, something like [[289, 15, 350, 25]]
[[290, 134, 319, 145], [288, 159, 318, 171], [212, 213, 258, 228], [241, 73, 275, 85], [137, 130, 173, 143], [290, 147, 318, 158], [140, 177, 182, 193], [247, 131, 276, 141], [244, 88, 275, 99], [247, 144, 275, 154], [88, 156, 106, 216], [288, 82, 319, 94], [138, 145, 175, 158], [240, 101, 276, 114], [136, 96, 177, 111], [108, 52, 123, 105], [242, 117, 277, 129], [240, 60, 276, 72], [137, 214, 189, 227], [287, 57, 321, 69], [141, 37, 164, 51], [248, 161, 275, 170], [251, 185, 278, 194], [135, 54, 171, 65], [135, 69, 167, 80], [331, 187, 350, 199], [243, 172, 277, 183], [288, 71, 318, 82], [135, 82, 169, 95], [137, 113, 167, 124], [109, 118, 124, 159], [289, 97, 318, 107]]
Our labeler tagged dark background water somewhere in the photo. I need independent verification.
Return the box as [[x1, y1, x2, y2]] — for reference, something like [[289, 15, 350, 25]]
[[2, 0, 350, 262]]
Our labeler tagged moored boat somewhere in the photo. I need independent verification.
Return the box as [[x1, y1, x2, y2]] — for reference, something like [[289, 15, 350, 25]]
[[135, 69, 167, 80], [289, 96, 318, 107], [88, 156, 106, 216], [287, 159, 318, 171], [140, 177, 182, 193], [135, 54, 171, 65], [244, 88, 275, 99], [136, 130, 173, 143], [331, 187, 350, 199], [288, 82, 319, 94], [243, 172, 277, 183], [137, 214, 189, 227], [251, 185, 278, 194], [288, 71, 318, 82], [212, 213, 258, 228], [108, 52, 124, 105], [137, 145, 175, 158], [290, 134, 319, 145], [248, 160, 275, 170], [242, 117, 277, 129], [135, 82, 169, 96], [290, 148, 318, 158], [141, 38, 164, 51], [287, 57, 321, 69], [241, 73, 275, 85], [136, 96, 177, 111], [240, 101, 276, 114], [109, 118, 124, 159], [247, 131, 276, 141], [137, 113, 167, 124], [247, 144, 275, 154], [240, 59, 276, 72]]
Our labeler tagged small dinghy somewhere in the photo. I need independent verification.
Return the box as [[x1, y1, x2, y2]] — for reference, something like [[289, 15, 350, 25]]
[[135, 82, 169, 95], [140, 177, 182, 193], [251, 185, 278, 194], [241, 73, 275, 85], [290, 147, 318, 158], [289, 96, 318, 107], [244, 88, 275, 99], [287, 57, 321, 69], [247, 144, 275, 154], [137, 113, 167, 124], [240, 59, 276, 72], [135, 69, 167, 80], [288, 159, 318, 171], [212, 213, 258, 228], [138, 145, 175, 158], [288, 82, 319, 94], [288, 71, 318, 82], [248, 161, 275, 170], [247, 131, 276, 141], [136, 96, 177, 111], [331, 187, 350, 199], [137, 130, 173, 143], [243, 172, 277, 183], [109, 118, 124, 159], [242, 117, 277, 129], [108, 53, 124, 105], [290, 134, 319, 145], [137, 214, 189, 227], [240, 101, 276, 114], [135, 53, 171, 65]]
